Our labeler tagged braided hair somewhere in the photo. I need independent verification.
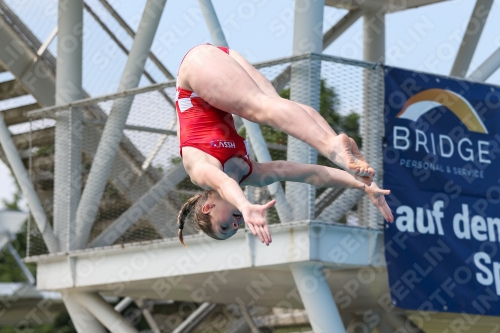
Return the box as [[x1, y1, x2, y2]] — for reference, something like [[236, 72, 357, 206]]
[[177, 190, 220, 247]]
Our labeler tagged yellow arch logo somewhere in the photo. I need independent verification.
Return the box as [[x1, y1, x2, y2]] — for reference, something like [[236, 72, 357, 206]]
[[396, 88, 488, 134]]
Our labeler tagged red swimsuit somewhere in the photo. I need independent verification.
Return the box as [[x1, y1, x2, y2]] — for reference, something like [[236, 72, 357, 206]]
[[176, 45, 253, 184]]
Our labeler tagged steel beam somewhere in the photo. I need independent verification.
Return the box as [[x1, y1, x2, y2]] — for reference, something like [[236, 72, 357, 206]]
[[0, 114, 57, 253], [63, 291, 107, 333], [468, 46, 500, 82], [0, 0, 175, 249], [0, 123, 181, 242], [172, 302, 217, 333], [197, 0, 227, 46], [135, 298, 161, 333], [290, 262, 345, 332], [37, 27, 58, 57], [7, 243, 36, 285], [80, 124, 182, 240], [72, 291, 139, 333], [450, 0, 493, 77], [0, 103, 39, 126], [237, 304, 260, 333], [0, 127, 54, 154], [0, 9, 55, 106], [54, 0, 84, 252], [363, 11, 385, 63], [0, 1, 59, 253], [89, 163, 187, 248], [0, 79, 28, 100], [27, 80, 177, 119], [324, 8, 365, 47], [0, 1, 56, 68], [83, 117, 177, 135], [271, 9, 363, 93], [99, 0, 174, 80], [84, 2, 175, 108], [75, 0, 167, 249], [314, 187, 345, 218], [114, 297, 134, 313]]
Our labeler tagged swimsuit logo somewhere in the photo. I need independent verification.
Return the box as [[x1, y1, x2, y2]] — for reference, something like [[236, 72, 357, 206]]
[[396, 88, 488, 134], [210, 140, 236, 149]]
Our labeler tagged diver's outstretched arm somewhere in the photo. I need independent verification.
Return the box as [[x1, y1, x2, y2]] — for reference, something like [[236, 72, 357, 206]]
[[243, 160, 394, 222]]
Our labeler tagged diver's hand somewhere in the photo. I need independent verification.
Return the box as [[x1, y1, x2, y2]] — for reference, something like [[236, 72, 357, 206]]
[[241, 200, 276, 246], [364, 182, 394, 223]]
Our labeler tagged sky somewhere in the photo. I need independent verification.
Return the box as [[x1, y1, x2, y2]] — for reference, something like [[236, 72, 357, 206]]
[[1, 0, 500, 210]]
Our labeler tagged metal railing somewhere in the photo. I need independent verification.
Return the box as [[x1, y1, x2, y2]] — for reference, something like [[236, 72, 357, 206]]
[[18, 53, 383, 257]]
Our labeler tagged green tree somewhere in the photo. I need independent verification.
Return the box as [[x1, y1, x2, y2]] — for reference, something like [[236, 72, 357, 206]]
[[1, 175, 22, 211]]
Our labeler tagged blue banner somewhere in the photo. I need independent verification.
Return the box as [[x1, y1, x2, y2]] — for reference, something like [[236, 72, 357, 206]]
[[383, 66, 500, 316]]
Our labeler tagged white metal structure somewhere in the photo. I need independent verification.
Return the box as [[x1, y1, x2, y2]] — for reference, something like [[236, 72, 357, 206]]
[[1, 0, 500, 332]]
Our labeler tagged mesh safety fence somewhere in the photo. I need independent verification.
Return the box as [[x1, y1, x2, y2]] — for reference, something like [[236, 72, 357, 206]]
[[17, 53, 383, 257]]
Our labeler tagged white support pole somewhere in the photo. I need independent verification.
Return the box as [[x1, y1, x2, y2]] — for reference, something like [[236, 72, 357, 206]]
[[450, 0, 493, 77], [0, 118, 58, 253], [114, 297, 134, 313], [468, 46, 500, 82], [75, 0, 167, 249], [359, 11, 385, 228], [197, 0, 227, 46], [63, 291, 107, 333], [172, 302, 217, 333], [324, 8, 365, 47], [291, 263, 345, 333], [287, 3, 344, 329], [135, 299, 161, 333], [286, 0, 324, 221], [37, 26, 58, 57], [54, 0, 84, 252], [363, 11, 385, 63], [73, 291, 140, 333], [7, 243, 35, 285]]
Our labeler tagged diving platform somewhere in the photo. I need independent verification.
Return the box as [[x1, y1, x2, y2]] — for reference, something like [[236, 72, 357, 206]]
[[28, 221, 387, 311]]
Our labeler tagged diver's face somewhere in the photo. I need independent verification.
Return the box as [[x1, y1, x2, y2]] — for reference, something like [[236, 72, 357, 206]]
[[202, 193, 243, 239]]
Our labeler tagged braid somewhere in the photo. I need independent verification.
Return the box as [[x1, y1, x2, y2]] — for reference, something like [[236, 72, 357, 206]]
[[176, 190, 220, 247], [177, 194, 202, 248]]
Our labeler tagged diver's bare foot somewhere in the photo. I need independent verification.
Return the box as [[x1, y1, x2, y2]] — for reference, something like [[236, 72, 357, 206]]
[[328, 134, 375, 179], [350, 138, 375, 184]]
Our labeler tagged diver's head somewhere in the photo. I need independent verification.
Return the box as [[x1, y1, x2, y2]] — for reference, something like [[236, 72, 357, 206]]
[[177, 191, 243, 247]]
